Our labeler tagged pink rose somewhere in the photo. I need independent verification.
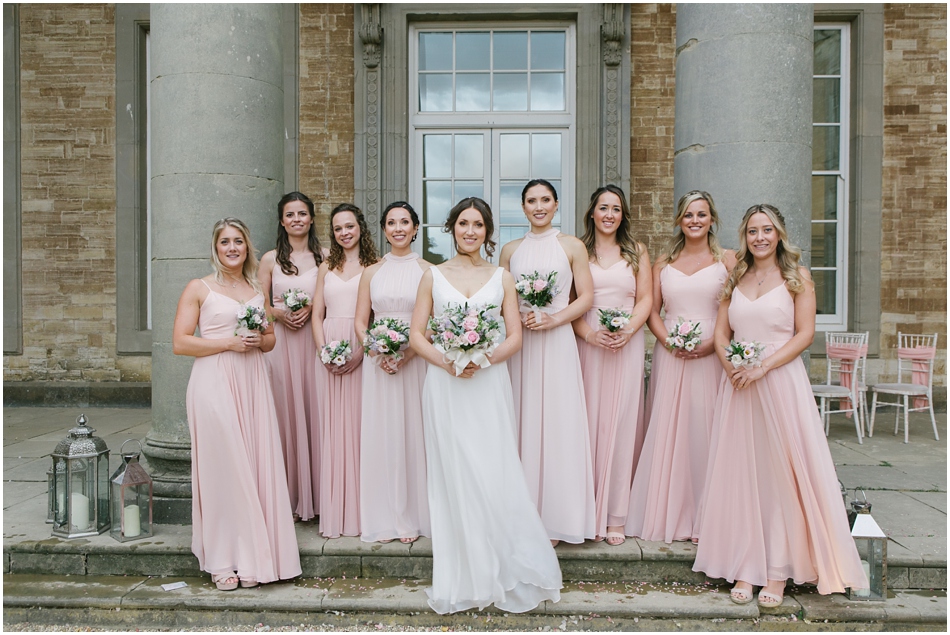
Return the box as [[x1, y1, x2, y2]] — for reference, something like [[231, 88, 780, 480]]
[[329, 340, 339, 349], [462, 317, 479, 331], [532, 279, 547, 292], [464, 331, 481, 345], [387, 329, 400, 340], [678, 322, 692, 336]]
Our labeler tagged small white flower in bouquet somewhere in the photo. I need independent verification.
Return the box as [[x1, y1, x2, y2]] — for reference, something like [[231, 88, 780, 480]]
[[598, 308, 632, 333], [235, 304, 269, 337], [321, 339, 353, 367], [281, 288, 311, 313], [724, 339, 765, 369], [666, 318, 702, 352]]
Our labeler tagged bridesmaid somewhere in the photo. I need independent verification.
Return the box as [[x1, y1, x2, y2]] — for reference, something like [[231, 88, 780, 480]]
[[693, 204, 867, 606], [312, 203, 379, 538], [626, 190, 736, 544], [572, 185, 652, 547], [500, 178, 597, 546], [173, 218, 301, 590], [259, 192, 325, 523], [355, 201, 432, 544]]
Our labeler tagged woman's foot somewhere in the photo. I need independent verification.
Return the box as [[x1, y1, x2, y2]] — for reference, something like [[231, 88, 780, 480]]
[[378, 538, 394, 543], [400, 536, 419, 544], [212, 573, 239, 591], [605, 526, 625, 546], [240, 578, 259, 589], [730, 581, 754, 604], [758, 580, 786, 607], [550, 539, 560, 548]]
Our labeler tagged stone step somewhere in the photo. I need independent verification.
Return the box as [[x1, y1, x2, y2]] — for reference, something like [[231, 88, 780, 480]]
[[3, 574, 946, 631], [3, 522, 946, 591]]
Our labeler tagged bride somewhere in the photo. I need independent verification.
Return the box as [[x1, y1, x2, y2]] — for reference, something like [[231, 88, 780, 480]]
[[409, 197, 563, 615]]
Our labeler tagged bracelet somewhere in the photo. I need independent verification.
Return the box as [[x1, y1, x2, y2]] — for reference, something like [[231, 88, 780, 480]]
[[585, 331, 592, 343]]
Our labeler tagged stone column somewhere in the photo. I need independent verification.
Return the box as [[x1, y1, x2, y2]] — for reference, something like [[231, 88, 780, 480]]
[[144, 4, 284, 522], [674, 4, 813, 254]]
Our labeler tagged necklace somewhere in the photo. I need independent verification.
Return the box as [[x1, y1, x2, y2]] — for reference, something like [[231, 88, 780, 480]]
[[753, 264, 778, 286], [221, 274, 242, 288]]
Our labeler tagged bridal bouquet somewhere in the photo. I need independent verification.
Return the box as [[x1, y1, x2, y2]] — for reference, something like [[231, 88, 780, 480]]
[[428, 302, 502, 376], [321, 339, 353, 367], [724, 339, 765, 369], [666, 318, 702, 352], [235, 305, 269, 336], [515, 271, 559, 321], [364, 317, 410, 361], [598, 308, 631, 333], [280, 288, 311, 312]]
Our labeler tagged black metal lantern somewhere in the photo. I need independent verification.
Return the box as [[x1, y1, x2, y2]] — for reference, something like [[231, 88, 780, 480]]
[[110, 440, 153, 542], [50, 414, 111, 538]]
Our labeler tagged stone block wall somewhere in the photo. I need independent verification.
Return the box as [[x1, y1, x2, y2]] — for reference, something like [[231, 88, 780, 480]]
[[880, 3, 947, 386]]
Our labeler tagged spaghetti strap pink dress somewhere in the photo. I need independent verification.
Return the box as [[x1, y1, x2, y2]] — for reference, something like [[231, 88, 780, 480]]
[[265, 264, 320, 521], [316, 270, 363, 538], [186, 283, 301, 583], [360, 253, 430, 542], [626, 262, 727, 543], [693, 284, 867, 594], [508, 228, 596, 543], [576, 260, 644, 538]]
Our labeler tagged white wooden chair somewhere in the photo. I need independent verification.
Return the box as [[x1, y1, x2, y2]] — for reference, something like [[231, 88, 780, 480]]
[[812, 331, 866, 443], [827, 331, 871, 431], [869, 332, 939, 444]]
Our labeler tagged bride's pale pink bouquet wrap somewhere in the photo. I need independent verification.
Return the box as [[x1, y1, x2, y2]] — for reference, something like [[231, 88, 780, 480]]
[[428, 302, 502, 376]]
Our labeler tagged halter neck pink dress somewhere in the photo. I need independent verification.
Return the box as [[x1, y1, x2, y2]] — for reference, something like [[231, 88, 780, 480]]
[[576, 259, 645, 538], [508, 228, 596, 543], [360, 253, 431, 542], [265, 263, 320, 521], [693, 283, 867, 594], [316, 269, 363, 538], [626, 261, 727, 543], [185, 282, 301, 583]]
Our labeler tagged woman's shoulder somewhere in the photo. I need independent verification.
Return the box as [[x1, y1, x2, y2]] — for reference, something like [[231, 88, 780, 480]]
[[500, 238, 524, 258]]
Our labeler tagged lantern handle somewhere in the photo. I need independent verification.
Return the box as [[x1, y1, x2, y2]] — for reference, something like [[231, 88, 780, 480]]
[[852, 488, 867, 505], [120, 438, 143, 458]]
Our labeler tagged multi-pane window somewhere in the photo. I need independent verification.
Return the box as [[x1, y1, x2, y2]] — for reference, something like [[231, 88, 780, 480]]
[[812, 25, 850, 327]]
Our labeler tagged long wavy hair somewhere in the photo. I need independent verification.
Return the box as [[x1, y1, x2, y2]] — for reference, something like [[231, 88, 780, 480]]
[[210, 217, 262, 293], [275, 192, 323, 275], [662, 190, 724, 264], [580, 184, 641, 273], [444, 197, 497, 258], [325, 203, 379, 271], [721, 204, 805, 300]]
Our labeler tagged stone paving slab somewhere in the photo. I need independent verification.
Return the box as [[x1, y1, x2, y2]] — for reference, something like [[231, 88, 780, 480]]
[[906, 491, 949, 514], [3, 574, 149, 609], [864, 491, 948, 537]]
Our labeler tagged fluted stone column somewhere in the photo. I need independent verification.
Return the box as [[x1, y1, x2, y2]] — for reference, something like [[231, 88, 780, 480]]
[[674, 4, 813, 255], [144, 4, 284, 522]]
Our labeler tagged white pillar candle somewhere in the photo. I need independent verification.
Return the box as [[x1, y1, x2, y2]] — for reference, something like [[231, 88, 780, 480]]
[[71, 492, 90, 531], [57, 490, 66, 515], [854, 560, 872, 597], [123, 504, 141, 538]]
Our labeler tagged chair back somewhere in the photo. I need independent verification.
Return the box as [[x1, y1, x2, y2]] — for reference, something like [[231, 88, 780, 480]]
[[896, 332, 938, 389], [825, 331, 868, 387]]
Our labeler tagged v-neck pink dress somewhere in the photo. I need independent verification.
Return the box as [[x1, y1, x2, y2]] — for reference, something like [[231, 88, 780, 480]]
[[626, 262, 727, 543], [576, 259, 644, 537], [693, 283, 867, 594], [186, 282, 301, 583], [507, 228, 596, 544], [316, 269, 363, 538], [265, 263, 320, 521]]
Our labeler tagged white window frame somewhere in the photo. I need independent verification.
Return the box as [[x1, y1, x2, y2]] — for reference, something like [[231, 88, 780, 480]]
[[408, 22, 577, 259], [813, 23, 850, 330]]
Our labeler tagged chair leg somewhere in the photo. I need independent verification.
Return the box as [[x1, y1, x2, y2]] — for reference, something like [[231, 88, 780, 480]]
[[821, 398, 829, 436], [853, 401, 863, 444], [869, 392, 878, 437], [929, 398, 939, 441], [861, 393, 869, 435], [903, 395, 910, 444], [894, 400, 901, 436]]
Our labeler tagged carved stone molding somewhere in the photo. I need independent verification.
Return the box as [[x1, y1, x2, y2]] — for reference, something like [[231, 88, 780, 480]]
[[360, 3, 382, 68], [602, 3, 624, 67], [356, 4, 382, 229], [601, 4, 626, 186]]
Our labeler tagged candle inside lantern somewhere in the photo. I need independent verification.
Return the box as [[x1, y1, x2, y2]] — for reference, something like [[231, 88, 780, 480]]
[[124, 504, 141, 538], [57, 490, 66, 515], [71, 492, 90, 531], [853, 560, 872, 597]]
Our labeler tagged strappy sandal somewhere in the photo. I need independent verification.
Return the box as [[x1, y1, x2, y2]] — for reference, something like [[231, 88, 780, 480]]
[[605, 531, 626, 546], [730, 584, 754, 605], [240, 578, 259, 589], [212, 573, 239, 591], [757, 589, 784, 607], [400, 536, 419, 544]]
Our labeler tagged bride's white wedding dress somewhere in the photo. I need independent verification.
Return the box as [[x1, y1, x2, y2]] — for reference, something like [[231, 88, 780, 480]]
[[422, 266, 562, 615]]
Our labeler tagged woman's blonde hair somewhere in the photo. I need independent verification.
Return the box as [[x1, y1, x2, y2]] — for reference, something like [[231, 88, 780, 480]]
[[210, 218, 262, 293], [662, 190, 724, 264], [721, 204, 804, 300], [580, 184, 641, 273]]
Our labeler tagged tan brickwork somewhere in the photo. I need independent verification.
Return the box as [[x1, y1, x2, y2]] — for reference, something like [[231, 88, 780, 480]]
[[880, 3, 947, 386], [629, 3, 677, 259], [3, 4, 132, 382], [298, 3, 355, 242]]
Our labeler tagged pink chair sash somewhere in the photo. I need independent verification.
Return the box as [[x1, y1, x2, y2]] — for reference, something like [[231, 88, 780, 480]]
[[827, 343, 866, 416], [898, 346, 936, 409]]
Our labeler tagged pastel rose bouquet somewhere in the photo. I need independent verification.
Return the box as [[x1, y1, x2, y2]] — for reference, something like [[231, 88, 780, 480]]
[[363, 317, 410, 361], [428, 302, 502, 376], [598, 308, 632, 333], [514, 271, 560, 321], [724, 339, 765, 369], [320, 339, 353, 367], [235, 304, 269, 337], [280, 288, 311, 313], [666, 318, 703, 352]]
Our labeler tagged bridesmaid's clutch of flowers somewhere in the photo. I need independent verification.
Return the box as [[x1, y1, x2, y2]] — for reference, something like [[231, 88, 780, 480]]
[[428, 303, 502, 376], [321, 339, 353, 366], [666, 317, 702, 351], [364, 318, 410, 361], [724, 339, 765, 368], [281, 288, 311, 312], [234, 305, 270, 336], [515, 270, 559, 313], [598, 308, 631, 333]]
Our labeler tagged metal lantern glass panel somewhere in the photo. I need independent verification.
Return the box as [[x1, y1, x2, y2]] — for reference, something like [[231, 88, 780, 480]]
[[110, 440, 153, 541], [50, 414, 111, 538], [849, 513, 887, 601]]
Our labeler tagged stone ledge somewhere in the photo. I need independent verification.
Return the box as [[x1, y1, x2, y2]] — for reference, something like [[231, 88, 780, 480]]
[[3, 381, 151, 407]]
